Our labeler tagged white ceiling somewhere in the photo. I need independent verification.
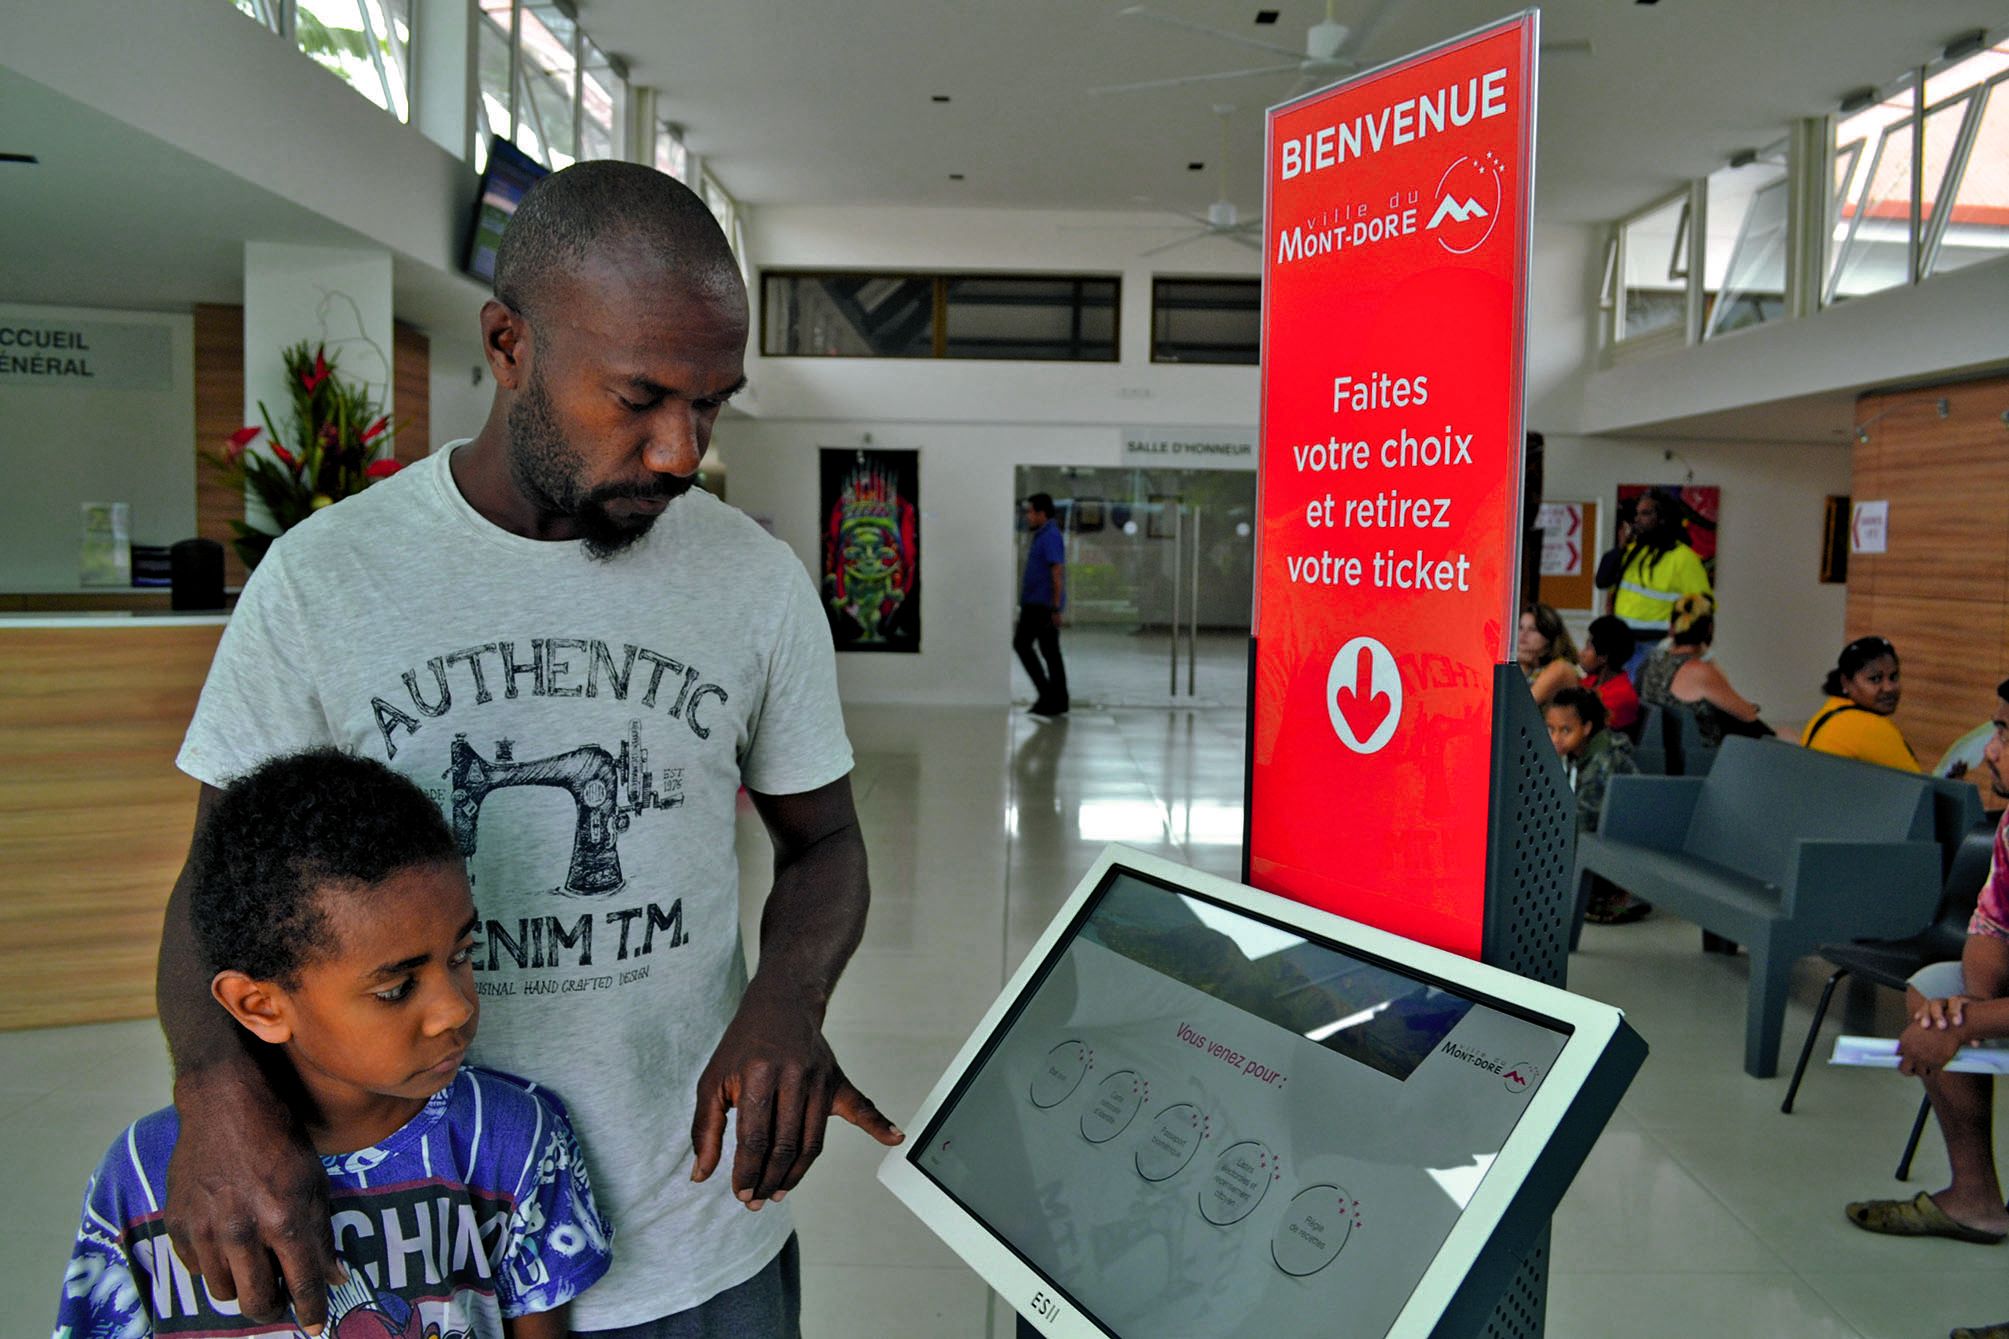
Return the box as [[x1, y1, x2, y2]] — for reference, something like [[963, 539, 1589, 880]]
[[589, 0, 2007, 223]]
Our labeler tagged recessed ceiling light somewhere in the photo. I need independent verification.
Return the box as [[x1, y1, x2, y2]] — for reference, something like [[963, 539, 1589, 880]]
[[0, 152, 39, 164], [931, 94, 951, 103], [1188, 161, 1205, 171], [1255, 9, 1280, 23], [949, 173, 965, 181]]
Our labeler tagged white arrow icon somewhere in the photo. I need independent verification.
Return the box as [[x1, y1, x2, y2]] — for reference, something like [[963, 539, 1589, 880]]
[[1327, 636, 1403, 754]]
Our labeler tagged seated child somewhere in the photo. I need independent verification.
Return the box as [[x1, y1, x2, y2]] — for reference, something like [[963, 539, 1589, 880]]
[[1546, 687, 1651, 925], [1578, 615, 1642, 736], [54, 749, 611, 1339]]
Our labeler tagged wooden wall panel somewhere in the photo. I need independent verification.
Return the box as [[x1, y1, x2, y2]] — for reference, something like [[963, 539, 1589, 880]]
[[0, 625, 223, 1030], [193, 303, 249, 591], [1846, 373, 2009, 769], [392, 321, 430, 463]]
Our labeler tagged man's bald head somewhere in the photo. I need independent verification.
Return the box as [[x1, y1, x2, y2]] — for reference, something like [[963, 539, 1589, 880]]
[[492, 160, 742, 323]]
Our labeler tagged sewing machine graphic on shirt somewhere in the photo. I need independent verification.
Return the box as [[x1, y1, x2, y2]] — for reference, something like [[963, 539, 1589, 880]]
[[448, 724, 683, 897]]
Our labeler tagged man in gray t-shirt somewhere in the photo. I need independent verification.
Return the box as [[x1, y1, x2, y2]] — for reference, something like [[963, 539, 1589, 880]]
[[155, 162, 900, 1337]]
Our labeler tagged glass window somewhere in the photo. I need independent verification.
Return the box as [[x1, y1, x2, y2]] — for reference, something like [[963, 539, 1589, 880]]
[[762, 273, 1121, 362], [1151, 278, 1260, 364], [1924, 36, 2009, 276], [655, 121, 690, 181], [1828, 81, 1917, 302], [295, 0, 413, 122], [473, 6, 513, 173], [233, 0, 282, 31], [764, 274, 938, 357], [1702, 144, 1788, 338], [579, 35, 622, 161], [516, 3, 579, 167], [1930, 76, 2009, 274], [1617, 195, 1687, 341], [944, 276, 1117, 361], [700, 172, 736, 239]]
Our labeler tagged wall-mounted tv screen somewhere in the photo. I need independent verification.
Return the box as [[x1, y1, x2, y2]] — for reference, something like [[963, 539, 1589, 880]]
[[464, 138, 550, 285]]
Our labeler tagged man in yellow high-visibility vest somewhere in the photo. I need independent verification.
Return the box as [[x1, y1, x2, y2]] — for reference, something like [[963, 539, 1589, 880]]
[[1597, 490, 1711, 675]]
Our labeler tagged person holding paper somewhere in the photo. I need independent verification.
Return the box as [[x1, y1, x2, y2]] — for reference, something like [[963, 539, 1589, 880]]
[[1847, 681, 2009, 1283]]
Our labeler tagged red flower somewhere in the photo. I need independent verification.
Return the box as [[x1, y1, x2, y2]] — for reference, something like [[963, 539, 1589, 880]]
[[301, 348, 330, 393], [365, 458, 405, 479], [360, 415, 391, 444], [272, 444, 299, 471], [225, 425, 260, 462]]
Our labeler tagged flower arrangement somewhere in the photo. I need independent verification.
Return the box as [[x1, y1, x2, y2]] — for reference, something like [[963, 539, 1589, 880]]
[[208, 339, 403, 570]]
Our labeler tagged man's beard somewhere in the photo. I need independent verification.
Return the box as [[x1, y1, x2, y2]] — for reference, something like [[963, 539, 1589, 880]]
[[506, 370, 690, 561]]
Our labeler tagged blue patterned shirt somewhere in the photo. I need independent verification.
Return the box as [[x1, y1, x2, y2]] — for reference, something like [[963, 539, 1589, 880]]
[[54, 1066, 612, 1338]]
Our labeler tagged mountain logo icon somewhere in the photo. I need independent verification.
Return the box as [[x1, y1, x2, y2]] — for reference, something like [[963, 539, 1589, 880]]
[[1427, 196, 1490, 228], [1429, 153, 1504, 254]]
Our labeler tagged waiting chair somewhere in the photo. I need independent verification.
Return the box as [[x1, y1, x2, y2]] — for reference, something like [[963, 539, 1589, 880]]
[[1779, 813, 1997, 1115]]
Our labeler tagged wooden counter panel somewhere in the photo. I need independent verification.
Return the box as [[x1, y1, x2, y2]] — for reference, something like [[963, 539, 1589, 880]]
[[0, 625, 220, 1030]]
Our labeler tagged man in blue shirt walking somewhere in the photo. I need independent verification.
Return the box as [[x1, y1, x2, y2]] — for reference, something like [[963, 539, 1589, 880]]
[[1016, 492, 1069, 717]]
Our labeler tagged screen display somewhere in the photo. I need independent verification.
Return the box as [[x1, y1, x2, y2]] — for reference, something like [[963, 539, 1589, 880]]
[[464, 138, 551, 284], [912, 869, 1569, 1338]]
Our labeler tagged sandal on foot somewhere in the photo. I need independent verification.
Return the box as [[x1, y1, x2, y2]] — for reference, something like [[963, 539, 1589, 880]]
[[1952, 1324, 2009, 1339], [1845, 1192, 2006, 1244]]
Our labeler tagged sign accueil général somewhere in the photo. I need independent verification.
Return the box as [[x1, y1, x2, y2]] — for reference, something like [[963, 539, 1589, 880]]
[[1247, 13, 1537, 959]]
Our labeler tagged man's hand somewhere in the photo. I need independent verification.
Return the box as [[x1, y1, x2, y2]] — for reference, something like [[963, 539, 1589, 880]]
[[165, 1066, 337, 1333], [1898, 1001, 1973, 1077], [690, 978, 902, 1209]]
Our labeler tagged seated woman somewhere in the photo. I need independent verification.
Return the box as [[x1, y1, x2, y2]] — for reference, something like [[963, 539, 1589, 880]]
[[1801, 635, 1920, 772], [1635, 594, 1773, 747], [1518, 602, 1581, 706], [1578, 615, 1642, 736], [1544, 686, 1650, 925]]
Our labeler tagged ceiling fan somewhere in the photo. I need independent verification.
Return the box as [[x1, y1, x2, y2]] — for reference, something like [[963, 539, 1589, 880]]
[[1091, 0, 1590, 97], [1091, 0, 1367, 97], [1135, 105, 1262, 256]]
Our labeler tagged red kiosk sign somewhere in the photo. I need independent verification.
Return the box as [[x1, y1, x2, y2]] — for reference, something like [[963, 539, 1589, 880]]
[[1247, 14, 1538, 959]]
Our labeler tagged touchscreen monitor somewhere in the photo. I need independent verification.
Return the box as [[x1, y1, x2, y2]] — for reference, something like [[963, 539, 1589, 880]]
[[879, 846, 1638, 1339]]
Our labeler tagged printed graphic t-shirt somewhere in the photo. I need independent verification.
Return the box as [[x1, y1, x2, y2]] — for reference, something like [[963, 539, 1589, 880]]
[[177, 445, 855, 1327], [54, 1066, 611, 1338]]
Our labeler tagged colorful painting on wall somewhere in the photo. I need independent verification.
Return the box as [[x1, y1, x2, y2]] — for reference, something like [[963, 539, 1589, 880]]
[[1617, 483, 1719, 584], [820, 448, 921, 653]]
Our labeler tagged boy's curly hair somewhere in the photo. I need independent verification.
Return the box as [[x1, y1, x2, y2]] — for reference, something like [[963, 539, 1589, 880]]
[[190, 749, 460, 985]]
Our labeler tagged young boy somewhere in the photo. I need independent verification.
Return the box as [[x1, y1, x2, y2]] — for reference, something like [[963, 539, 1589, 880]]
[[55, 749, 612, 1339], [1577, 615, 1642, 735], [1545, 686, 1651, 926]]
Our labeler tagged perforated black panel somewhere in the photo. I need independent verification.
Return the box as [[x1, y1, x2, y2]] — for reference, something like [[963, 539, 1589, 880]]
[[1479, 1229, 1549, 1339], [1469, 668, 1578, 1336], [1483, 685, 1574, 989]]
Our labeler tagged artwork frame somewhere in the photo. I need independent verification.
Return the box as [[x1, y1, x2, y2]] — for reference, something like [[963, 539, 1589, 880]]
[[820, 448, 921, 653], [1146, 494, 1181, 540]]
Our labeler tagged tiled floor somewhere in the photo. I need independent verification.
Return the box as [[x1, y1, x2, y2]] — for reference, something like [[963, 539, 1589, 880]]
[[9, 703, 2009, 1337]]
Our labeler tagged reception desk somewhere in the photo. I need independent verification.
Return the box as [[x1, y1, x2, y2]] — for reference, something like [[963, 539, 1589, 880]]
[[0, 614, 225, 1029]]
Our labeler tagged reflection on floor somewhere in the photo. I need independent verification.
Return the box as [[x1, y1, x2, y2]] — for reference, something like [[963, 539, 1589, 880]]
[[1015, 625, 1249, 710], [6, 704, 2009, 1337]]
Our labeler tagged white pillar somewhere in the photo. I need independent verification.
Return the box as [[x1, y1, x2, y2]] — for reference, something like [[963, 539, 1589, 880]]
[[413, 0, 474, 161]]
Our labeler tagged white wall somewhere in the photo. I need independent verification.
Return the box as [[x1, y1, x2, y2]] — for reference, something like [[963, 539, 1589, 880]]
[[724, 204, 1263, 704], [2, 0, 472, 285], [1541, 434, 1851, 729], [427, 331, 497, 453], [0, 303, 194, 590]]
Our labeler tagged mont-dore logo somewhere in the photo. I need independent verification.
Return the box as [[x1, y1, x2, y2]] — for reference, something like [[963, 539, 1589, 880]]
[[1503, 1060, 1541, 1095], [1427, 151, 1504, 254]]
